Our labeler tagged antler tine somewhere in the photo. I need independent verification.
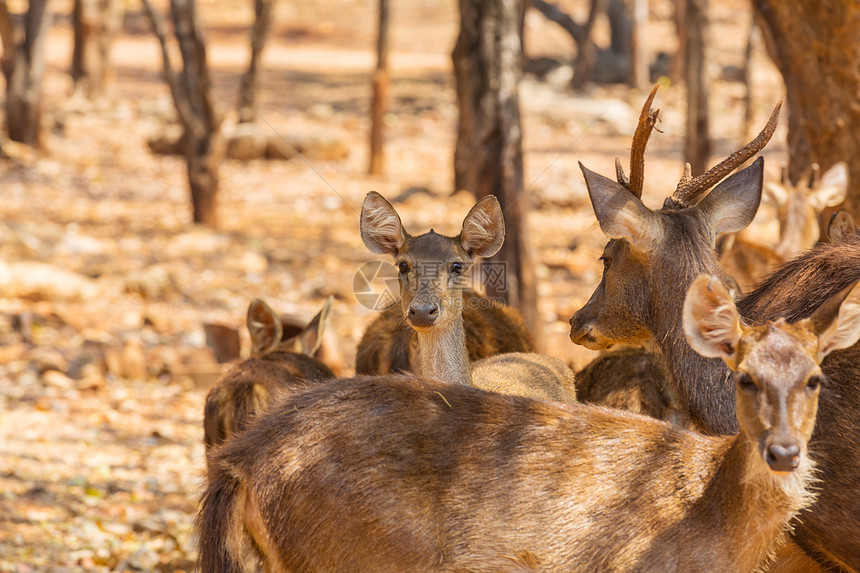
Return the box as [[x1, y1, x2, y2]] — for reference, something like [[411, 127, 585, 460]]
[[673, 99, 783, 205], [678, 163, 692, 188], [628, 83, 661, 199], [615, 157, 630, 189], [809, 163, 820, 188]]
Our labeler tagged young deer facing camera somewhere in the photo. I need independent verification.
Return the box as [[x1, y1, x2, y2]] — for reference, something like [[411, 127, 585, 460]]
[[196, 276, 860, 573], [202, 297, 335, 450], [359, 191, 574, 402]]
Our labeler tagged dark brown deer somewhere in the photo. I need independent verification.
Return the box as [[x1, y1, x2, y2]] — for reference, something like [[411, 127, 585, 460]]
[[358, 191, 574, 402], [569, 91, 860, 570], [202, 297, 335, 450], [196, 276, 860, 573]]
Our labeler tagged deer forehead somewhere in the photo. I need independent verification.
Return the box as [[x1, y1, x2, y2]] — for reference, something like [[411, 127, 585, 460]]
[[400, 231, 469, 264], [737, 321, 820, 386]]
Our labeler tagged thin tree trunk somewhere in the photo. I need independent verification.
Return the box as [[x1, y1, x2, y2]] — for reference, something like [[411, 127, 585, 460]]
[[368, 0, 389, 175], [571, 0, 608, 91], [628, 0, 647, 88], [237, 0, 274, 124], [740, 16, 757, 141], [670, 0, 685, 84], [71, 0, 120, 99], [452, 0, 477, 194], [2, 0, 51, 148], [142, 0, 222, 228], [459, 0, 538, 342], [752, 0, 860, 220], [683, 0, 709, 176]]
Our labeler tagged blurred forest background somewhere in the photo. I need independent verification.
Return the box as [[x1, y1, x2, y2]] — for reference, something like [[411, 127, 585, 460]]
[[0, 0, 857, 569]]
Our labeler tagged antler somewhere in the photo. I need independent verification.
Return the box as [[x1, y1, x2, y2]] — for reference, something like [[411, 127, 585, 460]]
[[616, 84, 661, 199], [673, 99, 783, 205]]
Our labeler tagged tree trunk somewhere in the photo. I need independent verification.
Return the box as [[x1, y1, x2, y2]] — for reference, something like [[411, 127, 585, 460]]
[[740, 15, 757, 141], [368, 0, 389, 175], [627, 0, 647, 88], [570, 0, 608, 91], [71, 0, 120, 99], [1, 0, 51, 148], [452, 2, 477, 194], [236, 0, 274, 124], [752, 0, 860, 219], [683, 0, 709, 176], [143, 0, 222, 228], [458, 0, 538, 342]]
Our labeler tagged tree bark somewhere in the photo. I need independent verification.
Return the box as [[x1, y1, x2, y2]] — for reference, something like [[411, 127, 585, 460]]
[[368, 0, 389, 175], [236, 0, 274, 124], [752, 0, 860, 219], [142, 0, 222, 228], [627, 0, 647, 88], [570, 0, 608, 91], [1, 0, 52, 148], [458, 0, 538, 342], [71, 0, 120, 99], [683, 0, 709, 176]]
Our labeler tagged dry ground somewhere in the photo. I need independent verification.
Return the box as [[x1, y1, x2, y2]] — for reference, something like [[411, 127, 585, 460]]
[[0, 0, 786, 570]]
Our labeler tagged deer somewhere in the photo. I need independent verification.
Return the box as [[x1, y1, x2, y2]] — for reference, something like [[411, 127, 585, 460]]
[[195, 275, 860, 573], [358, 191, 575, 403], [717, 161, 849, 292], [202, 297, 335, 450], [569, 89, 860, 570]]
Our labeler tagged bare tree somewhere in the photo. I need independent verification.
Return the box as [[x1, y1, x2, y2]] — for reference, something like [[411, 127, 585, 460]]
[[683, 0, 709, 176], [0, 0, 52, 148], [142, 0, 222, 228], [236, 0, 274, 124], [71, 0, 121, 99], [752, 0, 860, 219], [455, 0, 538, 341], [368, 0, 389, 175]]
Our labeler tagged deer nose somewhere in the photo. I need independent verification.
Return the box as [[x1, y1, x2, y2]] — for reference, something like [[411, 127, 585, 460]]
[[408, 302, 439, 327], [766, 443, 801, 472]]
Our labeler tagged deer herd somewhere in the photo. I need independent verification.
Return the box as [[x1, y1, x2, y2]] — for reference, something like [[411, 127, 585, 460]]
[[195, 87, 860, 572]]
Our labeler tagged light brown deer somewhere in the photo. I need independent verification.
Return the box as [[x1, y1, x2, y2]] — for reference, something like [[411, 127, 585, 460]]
[[196, 275, 860, 573], [569, 91, 860, 570], [359, 191, 574, 402], [202, 297, 335, 450], [717, 161, 849, 292]]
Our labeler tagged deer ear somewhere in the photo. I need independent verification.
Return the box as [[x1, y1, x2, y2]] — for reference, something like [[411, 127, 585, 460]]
[[580, 162, 663, 249], [460, 195, 505, 258], [697, 156, 764, 239], [827, 210, 857, 242], [810, 162, 848, 213], [296, 296, 333, 356], [683, 275, 743, 369], [809, 281, 860, 361], [361, 191, 408, 256], [248, 298, 283, 355]]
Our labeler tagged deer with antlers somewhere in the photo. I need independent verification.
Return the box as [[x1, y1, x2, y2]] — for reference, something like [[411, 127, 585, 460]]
[[570, 87, 860, 570]]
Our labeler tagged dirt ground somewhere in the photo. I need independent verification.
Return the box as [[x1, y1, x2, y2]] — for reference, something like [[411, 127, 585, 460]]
[[0, 0, 787, 570]]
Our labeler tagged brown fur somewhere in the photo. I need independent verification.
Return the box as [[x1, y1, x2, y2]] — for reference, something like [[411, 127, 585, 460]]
[[572, 153, 860, 569], [716, 232, 783, 293], [198, 295, 830, 573], [355, 288, 533, 374]]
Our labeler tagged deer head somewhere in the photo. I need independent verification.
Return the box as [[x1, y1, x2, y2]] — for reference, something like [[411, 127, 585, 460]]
[[684, 275, 860, 473], [247, 296, 333, 356]]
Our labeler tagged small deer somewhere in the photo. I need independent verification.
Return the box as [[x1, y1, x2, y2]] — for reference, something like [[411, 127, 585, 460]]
[[570, 89, 860, 569], [202, 297, 335, 450], [196, 275, 860, 573], [359, 191, 575, 402]]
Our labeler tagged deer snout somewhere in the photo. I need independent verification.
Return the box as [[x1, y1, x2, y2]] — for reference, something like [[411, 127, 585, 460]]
[[765, 443, 801, 472], [569, 317, 612, 350], [408, 301, 439, 327]]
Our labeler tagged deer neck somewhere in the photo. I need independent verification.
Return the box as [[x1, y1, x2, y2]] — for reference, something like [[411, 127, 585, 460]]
[[414, 313, 472, 386], [714, 436, 816, 570]]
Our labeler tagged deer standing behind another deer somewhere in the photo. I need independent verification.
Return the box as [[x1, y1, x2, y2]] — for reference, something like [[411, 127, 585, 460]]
[[196, 275, 860, 573], [359, 191, 574, 403], [202, 297, 335, 451]]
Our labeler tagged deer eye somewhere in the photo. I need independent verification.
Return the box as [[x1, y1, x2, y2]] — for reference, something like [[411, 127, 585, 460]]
[[737, 374, 756, 391], [599, 256, 611, 270], [398, 261, 410, 274], [450, 262, 463, 275], [805, 375, 824, 391]]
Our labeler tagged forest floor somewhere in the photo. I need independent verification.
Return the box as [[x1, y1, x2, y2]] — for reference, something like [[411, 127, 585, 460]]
[[0, 0, 786, 570]]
